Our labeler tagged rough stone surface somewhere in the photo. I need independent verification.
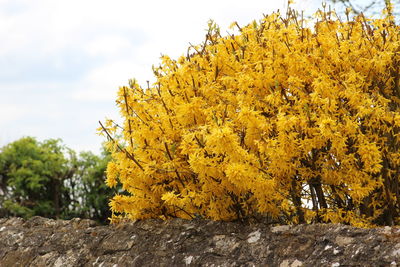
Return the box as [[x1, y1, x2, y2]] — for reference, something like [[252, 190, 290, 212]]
[[0, 216, 400, 266]]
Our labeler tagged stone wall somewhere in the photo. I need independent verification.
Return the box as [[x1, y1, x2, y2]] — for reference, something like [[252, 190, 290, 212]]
[[0, 216, 399, 266]]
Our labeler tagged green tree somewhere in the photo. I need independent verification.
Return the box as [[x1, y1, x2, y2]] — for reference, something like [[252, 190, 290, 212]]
[[0, 137, 72, 218], [0, 137, 114, 223], [65, 147, 113, 222]]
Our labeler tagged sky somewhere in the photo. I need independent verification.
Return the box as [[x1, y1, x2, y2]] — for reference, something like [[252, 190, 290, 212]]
[[0, 0, 379, 154]]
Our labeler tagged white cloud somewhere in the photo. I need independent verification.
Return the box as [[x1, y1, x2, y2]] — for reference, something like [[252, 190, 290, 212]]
[[72, 60, 142, 101], [84, 35, 136, 58], [0, 104, 26, 125]]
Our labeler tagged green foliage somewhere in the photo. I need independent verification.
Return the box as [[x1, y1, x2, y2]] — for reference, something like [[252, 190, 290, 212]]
[[0, 137, 70, 218], [65, 148, 113, 222], [0, 137, 113, 223], [2, 199, 34, 218]]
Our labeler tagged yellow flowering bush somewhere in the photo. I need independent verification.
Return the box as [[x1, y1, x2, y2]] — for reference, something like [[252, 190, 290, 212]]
[[99, 5, 400, 227]]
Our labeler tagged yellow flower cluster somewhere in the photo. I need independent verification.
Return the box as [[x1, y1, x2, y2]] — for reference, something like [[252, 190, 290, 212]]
[[99, 5, 400, 227]]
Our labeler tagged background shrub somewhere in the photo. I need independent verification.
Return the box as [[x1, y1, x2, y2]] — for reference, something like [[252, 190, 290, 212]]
[[0, 137, 114, 224]]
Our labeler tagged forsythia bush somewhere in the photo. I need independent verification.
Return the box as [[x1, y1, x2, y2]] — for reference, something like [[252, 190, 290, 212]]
[[99, 5, 400, 227]]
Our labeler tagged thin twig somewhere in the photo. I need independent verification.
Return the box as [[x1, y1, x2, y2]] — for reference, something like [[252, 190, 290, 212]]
[[123, 87, 134, 148], [99, 120, 144, 171]]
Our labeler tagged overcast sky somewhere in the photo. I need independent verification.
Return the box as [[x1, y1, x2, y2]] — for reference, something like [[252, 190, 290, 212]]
[[0, 0, 361, 154]]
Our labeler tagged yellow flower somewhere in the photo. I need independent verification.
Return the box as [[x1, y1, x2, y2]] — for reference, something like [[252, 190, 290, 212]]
[[99, 4, 400, 227]]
